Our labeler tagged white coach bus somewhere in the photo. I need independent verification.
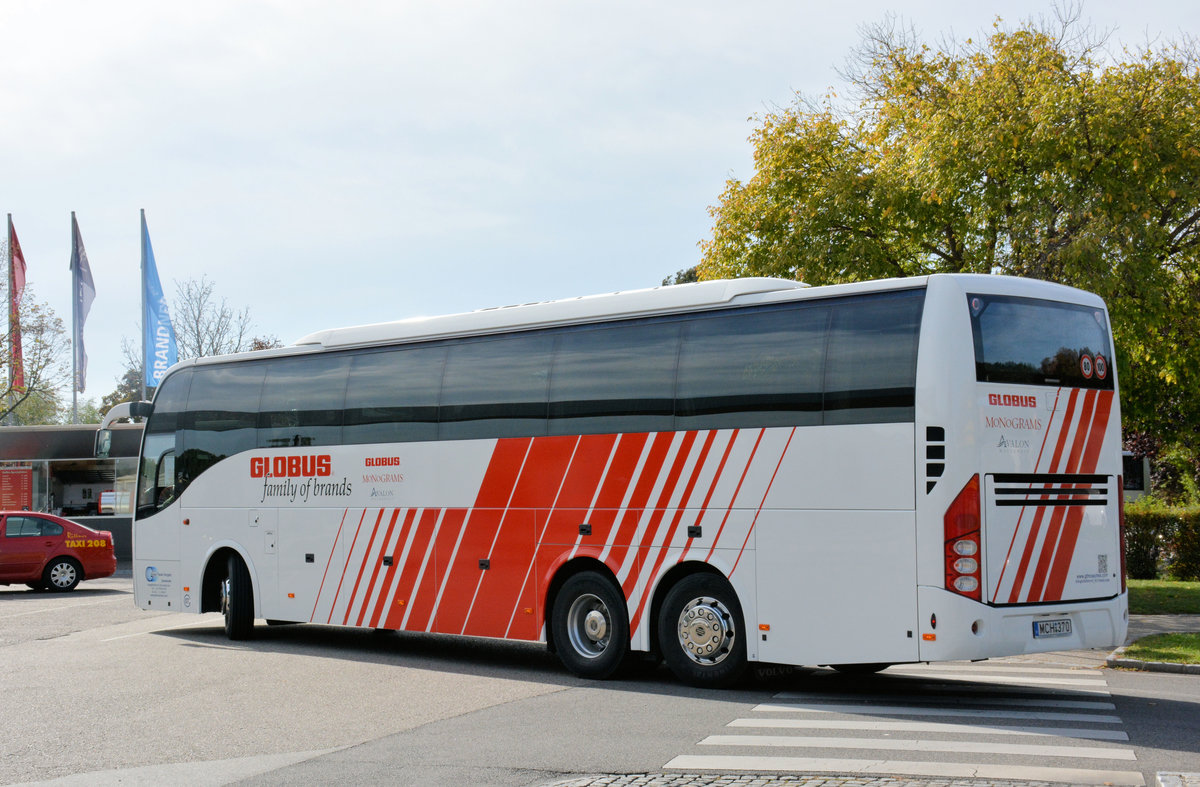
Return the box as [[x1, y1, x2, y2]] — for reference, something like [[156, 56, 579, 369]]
[[116, 274, 1128, 687]]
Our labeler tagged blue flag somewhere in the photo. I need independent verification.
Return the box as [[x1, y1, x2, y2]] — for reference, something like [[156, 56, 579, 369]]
[[141, 211, 177, 389]]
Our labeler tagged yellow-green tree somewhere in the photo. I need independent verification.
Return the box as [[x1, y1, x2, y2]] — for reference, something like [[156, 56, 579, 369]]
[[701, 12, 1200, 441]]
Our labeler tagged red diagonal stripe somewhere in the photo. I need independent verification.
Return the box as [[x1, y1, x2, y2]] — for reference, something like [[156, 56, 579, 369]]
[[731, 427, 796, 577], [622, 431, 698, 602], [343, 509, 387, 625], [992, 389, 1063, 603], [382, 508, 442, 629], [1043, 390, 1115, 600], [705, 429, 764, 562], [367, 508, 416, 628], [311, 508, 351, 622], [606, 432, 676, 578], [327, 509, 369, 623], [1007, 389, 1079, 603], [1026, 390, 1097, 602], [630, 430, 715, 633], [353, 508, 401, 626], [458, 436, 576, 638], [681, 430, 739, 560]]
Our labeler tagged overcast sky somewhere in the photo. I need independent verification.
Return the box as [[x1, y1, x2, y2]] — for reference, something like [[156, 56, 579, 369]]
[[3, 0, 1197, 409]]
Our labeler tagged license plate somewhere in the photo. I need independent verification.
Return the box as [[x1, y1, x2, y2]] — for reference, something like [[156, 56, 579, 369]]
[[1033, 619, 1073, 638]]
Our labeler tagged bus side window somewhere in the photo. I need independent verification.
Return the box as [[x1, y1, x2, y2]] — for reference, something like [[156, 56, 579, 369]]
[[137, 368, 192, 515], [178, 364, 266, 495], [440, 333, 553, 440], [548, 321, 679, 436], [677, 304, 827, 430], [259, 355, 348, 448], [345, 345, 445, 445], [823, 291, 924, 425]]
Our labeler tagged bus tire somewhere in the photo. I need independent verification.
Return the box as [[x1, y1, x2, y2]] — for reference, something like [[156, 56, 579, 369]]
[[657, 573, 747, 688], [222, 554, 254, 640], [551, 571, 629, 680]]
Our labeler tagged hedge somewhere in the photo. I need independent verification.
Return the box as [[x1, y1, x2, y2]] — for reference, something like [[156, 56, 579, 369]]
[[1124, 500, 1200, 580]]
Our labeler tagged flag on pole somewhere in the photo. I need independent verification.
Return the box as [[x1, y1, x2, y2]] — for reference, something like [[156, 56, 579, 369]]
[[7, 216, 26, 392], [69, 213, 95, 394], [141, 211, 176, 390]]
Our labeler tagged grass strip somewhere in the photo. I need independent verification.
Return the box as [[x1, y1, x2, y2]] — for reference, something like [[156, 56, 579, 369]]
[[1122, 633, 1200, 665], [1127, 579, 1200, 614]]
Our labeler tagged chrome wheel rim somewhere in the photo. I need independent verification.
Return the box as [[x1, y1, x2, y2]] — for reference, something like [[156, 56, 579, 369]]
[[676, 595, 735, 666], [566, 592, 611, 659]]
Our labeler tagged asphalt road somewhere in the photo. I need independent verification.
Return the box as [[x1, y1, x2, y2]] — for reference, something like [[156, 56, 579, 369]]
[[2, 576, 1198, 786]]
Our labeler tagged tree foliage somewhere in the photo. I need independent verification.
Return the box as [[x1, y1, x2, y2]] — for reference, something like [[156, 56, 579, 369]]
[[0, 268, 72, 424], [662, 266, 699, 286], [699, 9, 1200, 441]]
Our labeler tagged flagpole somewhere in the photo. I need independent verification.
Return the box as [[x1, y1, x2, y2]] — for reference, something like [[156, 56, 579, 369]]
[[6, 213, 12, 425], [140, 209, 147, 403], [71, 211, 78, 424]]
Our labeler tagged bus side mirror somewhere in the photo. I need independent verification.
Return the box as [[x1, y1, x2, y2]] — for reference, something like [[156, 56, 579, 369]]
[[95, 429, 113, 459], [130, 401, 154, 419]]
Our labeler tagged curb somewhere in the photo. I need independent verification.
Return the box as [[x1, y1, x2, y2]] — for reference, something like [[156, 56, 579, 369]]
[[1107, 646, 1200, 675]]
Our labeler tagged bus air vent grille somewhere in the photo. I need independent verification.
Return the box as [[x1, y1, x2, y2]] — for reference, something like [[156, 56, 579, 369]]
[[990, 473, 1108, 507], [925, 426, 945, 494]]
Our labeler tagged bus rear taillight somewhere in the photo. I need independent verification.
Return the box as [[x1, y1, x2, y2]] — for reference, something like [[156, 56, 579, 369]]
[[945, 474, 982, 602]]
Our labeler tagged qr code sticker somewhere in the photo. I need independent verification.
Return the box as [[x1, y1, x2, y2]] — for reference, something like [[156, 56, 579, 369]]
[[1098, 554, 1109, 574]]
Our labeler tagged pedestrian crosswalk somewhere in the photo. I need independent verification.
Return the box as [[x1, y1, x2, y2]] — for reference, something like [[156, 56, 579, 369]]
[[664, 662, 1144, 786]]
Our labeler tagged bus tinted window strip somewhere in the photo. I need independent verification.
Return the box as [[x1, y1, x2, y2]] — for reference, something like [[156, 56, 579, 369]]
[[151, 288, 927, 457]]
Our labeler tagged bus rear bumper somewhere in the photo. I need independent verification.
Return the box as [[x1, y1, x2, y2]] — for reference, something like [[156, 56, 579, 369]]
[[916, 586, 1129, 663]]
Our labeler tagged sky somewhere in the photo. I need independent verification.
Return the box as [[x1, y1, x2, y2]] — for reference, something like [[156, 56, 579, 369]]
[[2, 0, 1198, 411]]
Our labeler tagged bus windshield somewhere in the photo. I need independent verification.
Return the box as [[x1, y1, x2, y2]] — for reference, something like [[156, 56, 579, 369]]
[[968, 294, 1114, 389]]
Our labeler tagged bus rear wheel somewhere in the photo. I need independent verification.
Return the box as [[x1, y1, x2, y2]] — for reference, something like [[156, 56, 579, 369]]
[[658, 573, 747, 688], [551, 571, 629, 680], [221, 554, 254, 640]]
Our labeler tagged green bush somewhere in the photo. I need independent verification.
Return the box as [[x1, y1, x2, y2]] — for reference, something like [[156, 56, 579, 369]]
[[1175, 509, 1200, 580], [1124, 499, 1200, 580], [1125, 499, 1176, 579]]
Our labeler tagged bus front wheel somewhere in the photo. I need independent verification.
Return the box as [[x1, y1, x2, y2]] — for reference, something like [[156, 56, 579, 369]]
[[657, 573, 747, 688], [221, 554, 254, 640], [550, 571, 629, 680]]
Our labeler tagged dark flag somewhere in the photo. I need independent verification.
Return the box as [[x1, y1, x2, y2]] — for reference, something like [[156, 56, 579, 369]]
[[69, 212, 95, 393]]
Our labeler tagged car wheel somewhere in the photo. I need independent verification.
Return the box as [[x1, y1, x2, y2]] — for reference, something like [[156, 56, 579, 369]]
[[657, 572, 747, 688], [221, 554, 255, 640], [43, 558, 82, 592], [550, 571, 630, 679]]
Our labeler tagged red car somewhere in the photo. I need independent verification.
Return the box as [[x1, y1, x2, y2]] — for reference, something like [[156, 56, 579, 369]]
[[0, 512, 117, 592]]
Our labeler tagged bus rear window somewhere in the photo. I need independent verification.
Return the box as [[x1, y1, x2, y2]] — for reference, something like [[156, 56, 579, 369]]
[[968, 294, 1114, 389]]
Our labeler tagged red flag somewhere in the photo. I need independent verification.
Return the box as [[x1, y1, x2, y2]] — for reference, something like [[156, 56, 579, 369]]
[[8, 219, 26, 392]]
